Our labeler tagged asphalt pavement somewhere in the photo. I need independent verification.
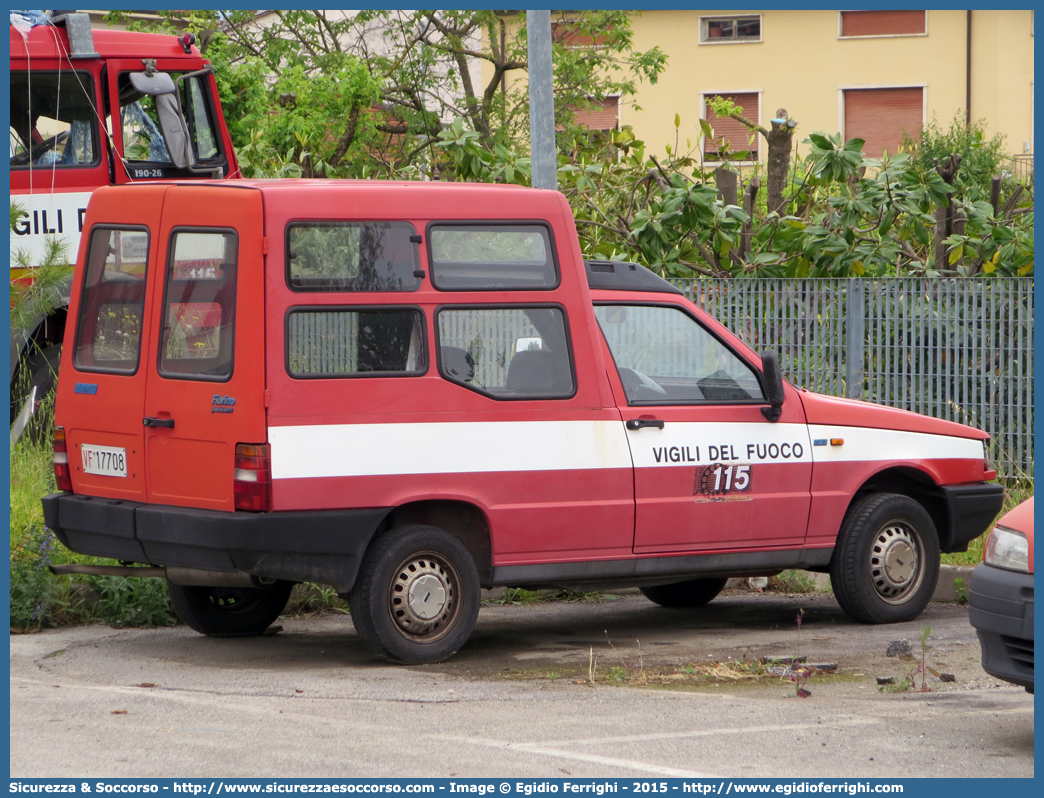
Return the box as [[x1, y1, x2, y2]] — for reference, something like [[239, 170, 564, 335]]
[[9, 590, 1033, 778]]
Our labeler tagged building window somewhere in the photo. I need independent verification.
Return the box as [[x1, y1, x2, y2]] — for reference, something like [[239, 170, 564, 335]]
[[700, 16, 761, 44], [550, 20, 608, 47], [570, 97, 619, 133], [703, 92, 760, 162], [840, 11, 926, 38], [843, 87, 924, 159]]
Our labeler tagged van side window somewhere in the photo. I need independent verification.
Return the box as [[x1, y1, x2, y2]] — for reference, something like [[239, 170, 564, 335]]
[[287, 308, 426, 377], [594, 304, 764, 404], [158, 230, 237, 381], [437, 306, 574, 398], [286, 222, 420, 292], [428, 224, 558, 290], [72, 227, 150, 373]]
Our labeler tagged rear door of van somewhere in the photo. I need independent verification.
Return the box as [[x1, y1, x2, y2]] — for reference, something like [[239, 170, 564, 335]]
[[141, 185, 266, 511], [60, 186, 166, 503]]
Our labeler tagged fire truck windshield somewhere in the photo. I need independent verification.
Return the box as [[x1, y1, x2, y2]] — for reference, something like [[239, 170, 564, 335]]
[[10, 70, 98, 167]]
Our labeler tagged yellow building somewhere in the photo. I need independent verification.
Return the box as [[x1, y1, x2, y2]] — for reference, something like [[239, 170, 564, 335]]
[[499, 10, 1034, 170]]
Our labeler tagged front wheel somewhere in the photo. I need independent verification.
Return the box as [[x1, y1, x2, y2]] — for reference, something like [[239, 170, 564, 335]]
[[349, 525, 480, 664], [640, 577, 728, 608], [830, 493, 940, 624], [168, 581, 294, 637]]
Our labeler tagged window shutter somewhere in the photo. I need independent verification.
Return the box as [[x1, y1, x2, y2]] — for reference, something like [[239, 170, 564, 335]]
[[704, 92, 759, 159], [572, 97, 619, 132], [844, 87, 923, 158], [841, 11, 926, 37]]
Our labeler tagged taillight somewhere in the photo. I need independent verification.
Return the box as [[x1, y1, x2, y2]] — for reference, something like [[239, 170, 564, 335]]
[[234, 442, 271, 512], [53, 426, 72, 491]]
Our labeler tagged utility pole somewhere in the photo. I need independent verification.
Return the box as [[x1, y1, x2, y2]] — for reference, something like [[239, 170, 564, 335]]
[[527, 10, 556, 190]]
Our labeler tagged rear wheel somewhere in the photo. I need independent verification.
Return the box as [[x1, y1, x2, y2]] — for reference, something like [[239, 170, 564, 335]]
[[830, 493, 940, 624], [349, 525, 480, 664], [168, 581, 294, 637], [640, 577, 728, 608], [12, 344, 61, 440]]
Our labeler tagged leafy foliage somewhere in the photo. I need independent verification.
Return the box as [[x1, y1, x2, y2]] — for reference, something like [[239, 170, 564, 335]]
[[432, 119, 1032, 278], [108, 10, 665, 181], [10, 201, 73, 333]]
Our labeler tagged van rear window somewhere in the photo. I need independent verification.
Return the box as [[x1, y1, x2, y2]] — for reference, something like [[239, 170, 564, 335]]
[[286, 222, 420, 292], [286, 308, 425, 377], [73, 227, 150, 374], [428, 224, 558, 291], [158, 230, 238, 381]]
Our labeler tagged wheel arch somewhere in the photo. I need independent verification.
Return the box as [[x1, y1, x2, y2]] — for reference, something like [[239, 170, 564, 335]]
[[379, 499, 493, 586], [835, 465, 952, 559]]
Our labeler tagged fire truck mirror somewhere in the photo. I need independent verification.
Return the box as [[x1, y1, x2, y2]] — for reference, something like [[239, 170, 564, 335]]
[[129, 71, 177, 97]]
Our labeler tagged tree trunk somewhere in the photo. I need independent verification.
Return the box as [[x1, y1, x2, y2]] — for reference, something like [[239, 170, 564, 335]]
[[715, 167, 738, 207], [765, 122, 793, 215]]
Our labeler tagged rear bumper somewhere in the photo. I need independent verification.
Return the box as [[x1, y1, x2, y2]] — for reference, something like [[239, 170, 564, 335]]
[[42, 493, 391, 593], [968, 561, 1034, 691], [939, 483, 1005, 553]]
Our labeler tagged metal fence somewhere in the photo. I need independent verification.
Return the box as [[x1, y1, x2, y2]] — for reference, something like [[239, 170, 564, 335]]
[[676, 278, 1034, 479], [1009, 154, 1034, 183]]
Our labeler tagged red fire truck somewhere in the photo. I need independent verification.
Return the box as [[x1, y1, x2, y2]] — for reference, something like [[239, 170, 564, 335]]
[[10, 11, 239, 421]]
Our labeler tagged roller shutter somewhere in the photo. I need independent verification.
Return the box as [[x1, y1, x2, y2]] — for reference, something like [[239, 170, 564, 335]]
[[841, 10, 926, 37], [704, 92, 759, 160], [573, 97, 619, 132], [844, 87, 923, 158]]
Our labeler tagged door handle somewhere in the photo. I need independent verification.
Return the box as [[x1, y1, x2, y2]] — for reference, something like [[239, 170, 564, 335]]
[[143, 417, 175, 429], [625, 418, 665, 431]]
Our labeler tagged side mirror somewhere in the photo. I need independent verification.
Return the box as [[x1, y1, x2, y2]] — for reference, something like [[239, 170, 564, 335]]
[[760, 351, 785, 422], [129, 71, 177, 97]]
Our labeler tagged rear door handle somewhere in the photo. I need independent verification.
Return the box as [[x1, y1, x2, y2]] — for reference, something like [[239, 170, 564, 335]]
[[143, 417, 175, 428], [625, 418, 665, 430]]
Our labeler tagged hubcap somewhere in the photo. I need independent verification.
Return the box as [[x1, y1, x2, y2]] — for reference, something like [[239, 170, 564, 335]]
[[389, 554, 458, 640], [869, 522, 922, 603]]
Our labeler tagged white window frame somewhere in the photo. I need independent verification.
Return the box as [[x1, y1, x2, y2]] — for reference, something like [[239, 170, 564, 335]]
[[698, 14, 763, 45], [837, 10, 928, 40], [838, 84, 928, 149], [699, 90, 763, 167]]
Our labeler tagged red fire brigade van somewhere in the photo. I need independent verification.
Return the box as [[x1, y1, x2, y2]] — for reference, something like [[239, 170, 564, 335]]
[[43, 180, 1003, 664]]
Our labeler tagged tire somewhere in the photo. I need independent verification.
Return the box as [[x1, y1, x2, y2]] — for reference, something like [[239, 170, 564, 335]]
[[168, 581, 294, 637], [349, 525, 480, 664], [12, 344, 61, 439], [830, 493, 940, 624], [640, 577, 728, 608]]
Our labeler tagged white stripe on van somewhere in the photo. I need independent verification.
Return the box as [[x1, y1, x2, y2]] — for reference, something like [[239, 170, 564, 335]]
[[268, 420, 980, 481], [268, 420, 633, 480], [807, 424, 983, 463]]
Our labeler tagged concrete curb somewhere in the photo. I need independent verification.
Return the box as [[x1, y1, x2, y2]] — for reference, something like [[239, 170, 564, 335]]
[[482, 565, 976, 604]]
